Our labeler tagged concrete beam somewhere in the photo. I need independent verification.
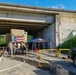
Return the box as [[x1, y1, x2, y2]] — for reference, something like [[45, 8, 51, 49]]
[[0, 5, 58, 15]]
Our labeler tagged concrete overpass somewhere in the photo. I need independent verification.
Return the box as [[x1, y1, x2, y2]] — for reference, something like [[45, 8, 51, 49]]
[[0, 3, 76, 47], [0, 3, 58, 35]]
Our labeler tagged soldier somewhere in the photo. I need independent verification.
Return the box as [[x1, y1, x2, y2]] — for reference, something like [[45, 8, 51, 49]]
[[26, 42, 29, 53], [8, 42, 13, 56], [17, 42, 21, 55], [21, 42, 26, 55], [13, 42, 17, 55]]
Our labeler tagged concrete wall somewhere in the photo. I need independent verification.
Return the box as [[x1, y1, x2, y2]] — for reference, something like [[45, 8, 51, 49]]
[[56, 12, 76, 46], [0, 11, 53, 23], [11, 29, 27, 42], [38, 16, 56, 48]]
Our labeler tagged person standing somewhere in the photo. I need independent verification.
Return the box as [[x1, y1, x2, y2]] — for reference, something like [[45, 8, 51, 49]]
[[17, 42, 21, 55], [13, 42, 17, 55], [26, 42, 29, 54], [21, 42, 24, 55], [8, 42, 13, 56]]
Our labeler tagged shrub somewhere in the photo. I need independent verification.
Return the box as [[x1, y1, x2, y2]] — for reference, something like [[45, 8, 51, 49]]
[[0, 35, 7, 47], [27, 35, 32, 42], [60, 36, 76, 48]]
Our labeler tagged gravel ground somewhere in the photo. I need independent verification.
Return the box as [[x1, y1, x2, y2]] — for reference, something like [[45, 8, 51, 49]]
[[0, 57, 51, 75]]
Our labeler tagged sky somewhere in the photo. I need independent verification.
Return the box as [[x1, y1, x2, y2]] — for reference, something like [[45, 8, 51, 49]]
[[0, 0, 76, 10]]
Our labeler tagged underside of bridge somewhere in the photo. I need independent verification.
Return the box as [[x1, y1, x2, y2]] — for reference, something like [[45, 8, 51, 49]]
[[0, 3, 60, 47], [0, 3, 58, 35], [0, 19, 52, 35]]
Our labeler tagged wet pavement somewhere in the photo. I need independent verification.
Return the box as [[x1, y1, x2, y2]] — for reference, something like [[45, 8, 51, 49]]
[[0, 56, 51, 75], [40, 52, 76, 73], [0, 51, 76, 75]]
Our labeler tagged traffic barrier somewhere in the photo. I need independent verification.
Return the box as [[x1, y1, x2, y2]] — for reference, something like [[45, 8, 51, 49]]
[[37, 48, 70, 59], [58, 49, 70, 58], [38, 48, 58, 59]]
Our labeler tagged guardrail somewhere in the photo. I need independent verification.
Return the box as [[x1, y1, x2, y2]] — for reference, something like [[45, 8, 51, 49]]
[[37, 48, 70, 59], [59, 49, 70, 58], [38, 49, 57, 60], [0, 47, 70, 59]]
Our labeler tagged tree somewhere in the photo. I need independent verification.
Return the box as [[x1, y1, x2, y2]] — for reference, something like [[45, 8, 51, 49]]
[[0, 35, 7, 47], [27, 35, 32, 42]]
